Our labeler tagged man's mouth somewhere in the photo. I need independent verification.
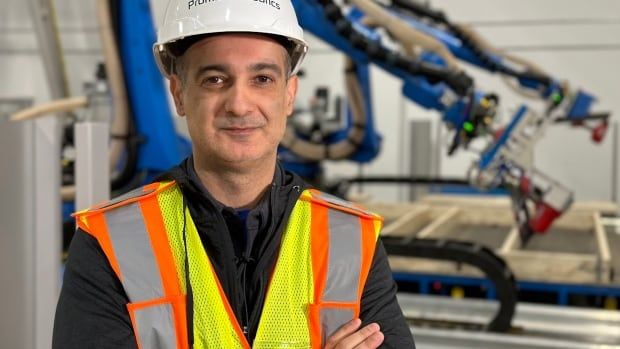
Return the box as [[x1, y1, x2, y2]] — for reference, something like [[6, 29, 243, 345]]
[[222, 126, 260, 135]]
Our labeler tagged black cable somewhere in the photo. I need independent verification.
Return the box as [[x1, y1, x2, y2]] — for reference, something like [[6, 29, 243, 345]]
[[318, 0, 474, 96], [389, 0, 553, 89], [384, 237, 517, 332], [110, 114, 140, 191], [182, 196, 195, 347], [109, 0, 140, 191], [337, 175, 469, 186], [236, 254, 254, 340], [328, 175, 470, 198]]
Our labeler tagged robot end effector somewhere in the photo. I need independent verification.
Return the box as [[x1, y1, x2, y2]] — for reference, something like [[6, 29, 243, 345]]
[[553, 88, 610, 144], [470, 160, 574, 244], [470, 86, 608, 243], [508, 170, 574, 244]]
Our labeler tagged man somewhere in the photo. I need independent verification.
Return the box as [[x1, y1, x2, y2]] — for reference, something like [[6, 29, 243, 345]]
[[53, 1, 415, 348]]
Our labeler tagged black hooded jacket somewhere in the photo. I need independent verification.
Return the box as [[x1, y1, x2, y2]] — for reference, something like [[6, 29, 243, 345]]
[[52, 159, 415, 348]]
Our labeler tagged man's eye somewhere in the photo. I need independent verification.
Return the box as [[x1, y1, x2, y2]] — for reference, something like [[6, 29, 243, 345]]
[[255, 76, 274, 84], [202, 76, 224, 85]]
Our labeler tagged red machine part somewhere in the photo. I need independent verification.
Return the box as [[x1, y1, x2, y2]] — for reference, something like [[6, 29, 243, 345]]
[[529, 202, 561, 233]]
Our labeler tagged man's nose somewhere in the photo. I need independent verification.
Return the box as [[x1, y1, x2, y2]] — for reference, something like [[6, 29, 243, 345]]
[[224, 83, 254, 117]]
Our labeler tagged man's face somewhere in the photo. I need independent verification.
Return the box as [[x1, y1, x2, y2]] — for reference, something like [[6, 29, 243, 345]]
[[170, 33, 298, 169]]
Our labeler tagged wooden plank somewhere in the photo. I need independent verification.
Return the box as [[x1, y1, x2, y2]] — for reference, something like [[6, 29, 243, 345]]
[[505, 249, 596, 261], [454, 208, 514, 227], [418, 195, 616, 231], [450, 207, 594, 231], [372, 195, 617, 285], [388, 257, 486, 278], [593, 213, 612, 264], [382, 205, 431, 237], [415, 207, 461, 239], [389, 251, 604, 284], [593, 212, 612, 283], [498, 227, 521, 254], [549, 215, 597, 231], [365, 202, 418, 222], [421, 195, 618, 214], [503, 252, 602, 284]]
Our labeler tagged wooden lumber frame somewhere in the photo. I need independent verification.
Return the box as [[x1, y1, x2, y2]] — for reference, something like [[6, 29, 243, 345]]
[[364, 194, 618, 284]]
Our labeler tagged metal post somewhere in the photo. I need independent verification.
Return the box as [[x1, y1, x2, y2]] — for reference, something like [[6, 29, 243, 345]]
[[612, 121, 618, 203], [75, 86, 111, 210], [0, 99, 35, 349], [409, 120, 433, 200], [32, 116, 62, 349], [75, 122, 110, 209], [26, 0, 68, 347]]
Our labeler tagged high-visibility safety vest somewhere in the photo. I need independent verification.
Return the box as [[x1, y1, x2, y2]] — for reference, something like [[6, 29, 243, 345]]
[[74, 181, 382, 349]]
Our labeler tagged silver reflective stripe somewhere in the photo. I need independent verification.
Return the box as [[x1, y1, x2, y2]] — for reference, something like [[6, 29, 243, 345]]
[[312, 191, 373, 216], [98, 187, 155, 210], [133, 303, 177, 349], [321, 308, 355, 345], [104, 200, 178, 348], [323, 209, 361, 302], [104, 202, 164, 302]]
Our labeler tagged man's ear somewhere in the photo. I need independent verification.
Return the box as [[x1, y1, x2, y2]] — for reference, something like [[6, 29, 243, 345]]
[[169, 75, 186, 117], [285, 75, 298, 117]]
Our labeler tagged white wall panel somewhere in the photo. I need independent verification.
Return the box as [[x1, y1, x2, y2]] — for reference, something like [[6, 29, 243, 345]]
[[430, 0, 620, 22], [474, 24, 620, 49]]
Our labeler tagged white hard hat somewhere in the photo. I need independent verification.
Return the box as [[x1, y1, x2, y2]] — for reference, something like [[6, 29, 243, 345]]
[[153, 0, 308, 77]]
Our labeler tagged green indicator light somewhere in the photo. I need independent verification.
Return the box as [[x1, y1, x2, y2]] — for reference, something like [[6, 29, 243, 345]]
[[552, 93, 563, 103], [463, 122, 474, 133]]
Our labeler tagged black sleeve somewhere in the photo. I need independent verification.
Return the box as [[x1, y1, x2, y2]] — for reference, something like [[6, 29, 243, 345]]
[[360, 239, 416, 348], [52, 229, 138, 349]]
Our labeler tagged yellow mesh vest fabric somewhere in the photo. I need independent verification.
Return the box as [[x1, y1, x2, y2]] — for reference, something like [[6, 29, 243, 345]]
[[373, 219, 382, 239], [154, 184, 371, 348], [253, 197, 314, 348], [157, 185, 245, 349]]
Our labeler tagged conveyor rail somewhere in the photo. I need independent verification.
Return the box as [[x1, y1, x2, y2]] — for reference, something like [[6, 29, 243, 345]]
[[399, 294, 620, 348]]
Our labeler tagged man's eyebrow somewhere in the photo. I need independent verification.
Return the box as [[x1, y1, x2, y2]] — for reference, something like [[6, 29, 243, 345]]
[[250, 62, 283, 76], [193, 64, 230, 80], [192, 62, 284, 80]]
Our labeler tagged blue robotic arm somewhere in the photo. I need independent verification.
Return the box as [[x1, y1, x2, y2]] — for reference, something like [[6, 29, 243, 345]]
[[286, 0, 609, 242], [284, 0, 499, 177], [386, 0, 609, 135], [386, 0, 609, 241]]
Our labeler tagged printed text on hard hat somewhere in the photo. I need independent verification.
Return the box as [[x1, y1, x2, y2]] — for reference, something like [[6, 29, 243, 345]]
[[187, 0, 281, 11]]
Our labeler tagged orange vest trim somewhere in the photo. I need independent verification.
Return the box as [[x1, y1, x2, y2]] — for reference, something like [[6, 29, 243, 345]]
[[73, 181, 187, 349]]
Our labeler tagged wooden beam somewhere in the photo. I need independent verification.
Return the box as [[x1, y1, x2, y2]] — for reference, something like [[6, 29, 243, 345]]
[[365, 202, 418, 222], [382, 205, 431, 237], [374, 194, 617, 285], [420, 195, 619, 215], [415, 207, 461, 239], [498, 227, 521, 254], [419, 195, 616, 231], [593, 212, 612, 283], [503, 251, 602, 284]]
